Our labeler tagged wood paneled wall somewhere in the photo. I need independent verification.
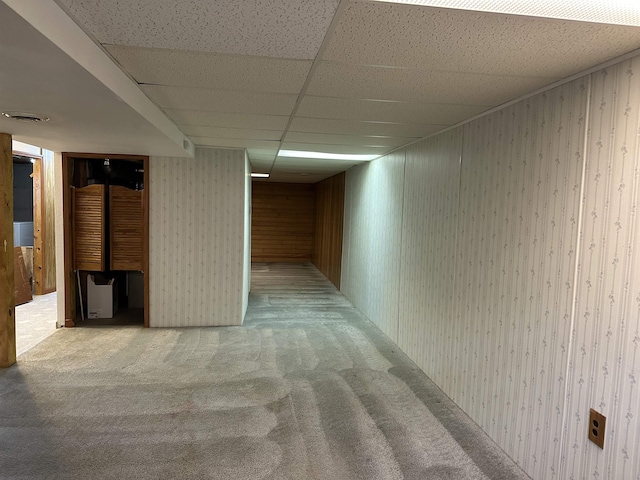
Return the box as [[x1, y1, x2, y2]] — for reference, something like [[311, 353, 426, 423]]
[[251, 182, 316, 263], [313, 173, 345, 288]]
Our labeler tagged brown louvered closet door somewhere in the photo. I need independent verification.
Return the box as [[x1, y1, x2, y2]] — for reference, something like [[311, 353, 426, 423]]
[[72, 184, 106, 271], [109, 186, 143, 271]]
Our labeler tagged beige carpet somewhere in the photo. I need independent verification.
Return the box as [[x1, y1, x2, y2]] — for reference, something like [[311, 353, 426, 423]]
[[0, 263, 530, 479]]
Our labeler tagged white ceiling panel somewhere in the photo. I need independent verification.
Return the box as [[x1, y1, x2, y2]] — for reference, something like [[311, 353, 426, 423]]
[[179, 125, 282, 141], [142, 85, 297, 115], [324, 2, 640, 76], [284, 132, 414, 147], [164, 110, 289, 130], [247, 148, 279, 158], [57, 0, 340, 59], [189, 137, 280, 150], [280, 142, 390, 155], [289, 117, 444, 138], [307, 62, 559, 105], [260, 173, 332, 183], [274, 157, 363, 172], [106, 45, 312, 93], [248, 158, 273, 170], [297, 96, 490, 124]]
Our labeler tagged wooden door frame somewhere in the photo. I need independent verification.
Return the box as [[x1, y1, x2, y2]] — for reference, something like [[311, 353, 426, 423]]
[[1, 133, 16, 367], [62, 153, 150, 327]]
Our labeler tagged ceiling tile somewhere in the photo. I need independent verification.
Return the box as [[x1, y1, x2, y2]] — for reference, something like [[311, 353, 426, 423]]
[[297, 96, 490, 124], [142, 85, 297, 115], [248, 158, 273, 170], [307, 62, 560, 105], [289, 117, 444, 137], [164, 110, 289, 130], [106, 45, 312, 93], [274, 157, 363, 172], [58, 0, 340, 59], [280, 142, 390, 155], [284, 132, 414, 147], [323, 2, 640, 76], [189, 137, 280, 150], [263, 173, 331, 183], [179, 125, 282, 141], [248, 147, 279, 157]]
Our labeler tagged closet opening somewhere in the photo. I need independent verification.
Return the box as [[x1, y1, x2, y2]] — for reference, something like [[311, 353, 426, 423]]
[[62, 153, 149, 327]]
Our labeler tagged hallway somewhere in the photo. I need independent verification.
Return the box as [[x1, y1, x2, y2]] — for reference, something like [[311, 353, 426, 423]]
[[1, 264, 528, 479]]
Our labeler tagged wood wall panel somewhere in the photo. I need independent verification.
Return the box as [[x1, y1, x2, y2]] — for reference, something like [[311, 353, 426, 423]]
[[251, 182, 316, 263], [0, 133, 16, 367], [313, 173, 345, 288]]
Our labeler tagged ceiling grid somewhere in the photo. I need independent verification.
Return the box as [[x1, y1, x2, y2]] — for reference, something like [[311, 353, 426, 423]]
[[3, 0, 640, 181]]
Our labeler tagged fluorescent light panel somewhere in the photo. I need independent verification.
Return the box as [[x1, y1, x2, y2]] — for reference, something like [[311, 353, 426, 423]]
[[374, 0, 640, 26], [251, 173, 270, 178], [278, 150, 379, 161]]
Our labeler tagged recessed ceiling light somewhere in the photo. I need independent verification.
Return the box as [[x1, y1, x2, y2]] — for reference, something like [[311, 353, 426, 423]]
[[251, 173, 270, 178], [374, 0, 640, 26], [278, 150, 379, 161], [1, 111, 50, 123]]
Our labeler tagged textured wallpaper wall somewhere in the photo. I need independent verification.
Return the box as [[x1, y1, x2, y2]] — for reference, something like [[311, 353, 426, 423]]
[[149, 147, 248, 327], [343, 56, 640, 479], [562, 57, 640, 480], [397, 128, 462, 388], [453, 79, 588, 479], [341, 151, 405, 342]]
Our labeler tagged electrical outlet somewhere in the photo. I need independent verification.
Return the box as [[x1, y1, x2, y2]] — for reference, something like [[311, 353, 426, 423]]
[[588, 409, 606, 449]]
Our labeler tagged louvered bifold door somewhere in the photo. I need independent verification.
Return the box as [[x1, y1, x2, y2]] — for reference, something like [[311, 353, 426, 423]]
[[72, 184, 106, 271], [109, 186, 143, 271]]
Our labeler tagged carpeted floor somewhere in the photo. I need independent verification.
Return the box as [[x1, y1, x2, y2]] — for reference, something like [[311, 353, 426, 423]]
[[0, 263, 530, 479]]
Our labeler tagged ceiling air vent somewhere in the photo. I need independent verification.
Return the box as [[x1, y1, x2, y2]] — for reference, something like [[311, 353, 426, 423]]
[[1, 111, 50, 123]]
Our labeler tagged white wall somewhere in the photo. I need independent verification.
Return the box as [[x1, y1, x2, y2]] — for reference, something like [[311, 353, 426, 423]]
[[54, 151, 65, 328], [242, 150, 251, 319], [341, 150, 405, 342], [149, 147, 248, 327], [341, 55, 640, 479]]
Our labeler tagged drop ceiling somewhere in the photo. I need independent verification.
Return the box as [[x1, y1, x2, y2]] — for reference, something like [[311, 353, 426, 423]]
[[2, 0, 640, 182]]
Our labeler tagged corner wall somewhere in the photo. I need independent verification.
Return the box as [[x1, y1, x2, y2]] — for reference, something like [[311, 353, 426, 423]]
[[341, 55, 640, 479], [313, 172, 345, 288], [149, 147, 248, 327]]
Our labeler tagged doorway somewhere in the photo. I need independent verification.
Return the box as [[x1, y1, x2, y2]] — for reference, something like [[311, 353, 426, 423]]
[[61, 153, 149, 328], [12, 143, 58, 355]]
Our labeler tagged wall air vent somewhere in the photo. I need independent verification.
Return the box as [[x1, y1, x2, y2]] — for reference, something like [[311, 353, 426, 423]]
[[1, 111, 50, 123]]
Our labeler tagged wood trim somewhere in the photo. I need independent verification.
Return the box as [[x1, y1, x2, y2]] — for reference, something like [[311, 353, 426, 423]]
[[143, 157, 149, 328], [63, 153, 147, 161], [62, 154, 76, 327], [1, 133, 16, 367], [32, 158, 45, 295]]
